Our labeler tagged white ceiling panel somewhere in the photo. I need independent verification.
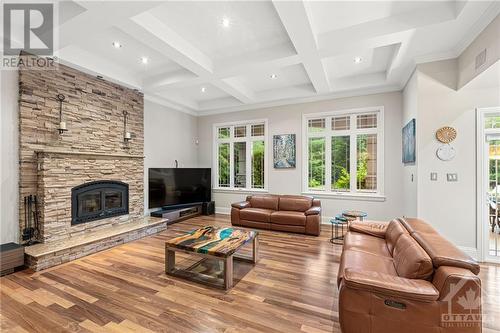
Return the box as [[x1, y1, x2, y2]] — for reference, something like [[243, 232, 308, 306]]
[[148, 1, 294, 62], [323, 44, 399, 80]]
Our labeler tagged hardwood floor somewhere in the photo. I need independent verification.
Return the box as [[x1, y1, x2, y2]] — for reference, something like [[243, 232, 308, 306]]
[[1, 214, 499, 333]]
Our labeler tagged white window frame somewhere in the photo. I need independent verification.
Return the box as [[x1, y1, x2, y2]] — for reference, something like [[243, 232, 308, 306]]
[[302, 106, 385, 201], [213, 119, 268, 193]]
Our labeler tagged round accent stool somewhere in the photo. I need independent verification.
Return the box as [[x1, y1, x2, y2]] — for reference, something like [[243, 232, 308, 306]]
[[330, 215, 349, 245]]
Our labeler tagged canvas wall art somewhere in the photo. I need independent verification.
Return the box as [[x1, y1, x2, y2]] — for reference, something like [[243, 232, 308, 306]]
[[402, 118, 416, 164], [273, 134, 296, 168]]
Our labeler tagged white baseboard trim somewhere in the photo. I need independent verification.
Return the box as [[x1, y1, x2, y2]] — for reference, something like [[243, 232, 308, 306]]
[[458, 246, 479, 261], [215, 207, 230, 215]]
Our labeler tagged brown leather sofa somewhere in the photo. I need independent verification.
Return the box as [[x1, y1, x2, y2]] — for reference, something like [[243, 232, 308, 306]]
[[231, 194, 321, 236], [338, 217, 482, 333]]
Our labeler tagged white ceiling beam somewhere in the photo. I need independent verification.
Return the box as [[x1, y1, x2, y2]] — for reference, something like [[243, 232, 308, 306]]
[[120, 12, 254, 105], [54, 1, 160, 51], [126, 12, 213, 75], [272, 0, 331, 94], [317, 2, 456, 55], [147, 54, 301, 92]]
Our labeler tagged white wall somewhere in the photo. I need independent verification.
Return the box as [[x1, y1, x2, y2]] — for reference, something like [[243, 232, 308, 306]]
[[197, 92, 405, 222], [143, 99, 198, 213], [0, 69, 19, 244], [414, 59, 500, 251], [458, 14, 499, 89], [402, 71, 418, 217]]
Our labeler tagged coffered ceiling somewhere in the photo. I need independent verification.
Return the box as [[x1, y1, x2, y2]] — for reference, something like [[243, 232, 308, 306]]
[[48, 1, 500, 115]]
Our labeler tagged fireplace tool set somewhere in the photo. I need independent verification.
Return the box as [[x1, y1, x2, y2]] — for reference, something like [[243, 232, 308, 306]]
[[22, 195, 40, 245]]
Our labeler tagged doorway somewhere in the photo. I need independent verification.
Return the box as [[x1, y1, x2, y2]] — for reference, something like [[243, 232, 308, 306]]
[[477, 107, 500, 263]]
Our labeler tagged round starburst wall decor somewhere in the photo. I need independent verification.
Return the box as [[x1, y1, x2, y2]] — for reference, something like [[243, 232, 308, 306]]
[[436, 126, 457, 144]]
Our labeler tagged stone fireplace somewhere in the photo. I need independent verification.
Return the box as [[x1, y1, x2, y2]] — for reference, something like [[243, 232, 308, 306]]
[[18, 56, 167, 270]]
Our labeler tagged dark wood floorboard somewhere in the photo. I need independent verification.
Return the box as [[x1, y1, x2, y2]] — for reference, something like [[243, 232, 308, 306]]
[[1, 214, 499, 333]]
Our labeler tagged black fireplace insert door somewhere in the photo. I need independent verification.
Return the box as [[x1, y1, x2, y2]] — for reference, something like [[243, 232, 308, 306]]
[[71, 181, 129, 225]]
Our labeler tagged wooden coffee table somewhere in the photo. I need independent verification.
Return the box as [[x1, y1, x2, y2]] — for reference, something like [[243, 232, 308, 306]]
[[165, 226, 258, 290]]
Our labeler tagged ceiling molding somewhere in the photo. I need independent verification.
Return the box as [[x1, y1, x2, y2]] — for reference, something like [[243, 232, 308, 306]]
[[196, 84, 401, 117], [49, 1, 495, 116]]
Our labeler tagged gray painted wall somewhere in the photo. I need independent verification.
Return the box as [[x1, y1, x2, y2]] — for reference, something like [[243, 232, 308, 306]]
[[197, 92, 405, 223]]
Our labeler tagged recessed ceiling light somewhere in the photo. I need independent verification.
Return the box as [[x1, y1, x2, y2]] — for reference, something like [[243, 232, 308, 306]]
[[201, 87, 207, 93], [270, 74, 278, 79], [140, 57, 148, 64], [354, 56, 363, 64], [112, 41, 122, 49], [221, 17, 230, 28]]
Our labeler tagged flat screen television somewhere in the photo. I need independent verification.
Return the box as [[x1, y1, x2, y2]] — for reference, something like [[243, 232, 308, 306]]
[[148, 168, 211, 209]]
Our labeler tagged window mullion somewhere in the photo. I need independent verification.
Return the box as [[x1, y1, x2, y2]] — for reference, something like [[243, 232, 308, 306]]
[[325, 134, 332, 193], [246, 139, 251, 189], [350, 115, 357, 193]]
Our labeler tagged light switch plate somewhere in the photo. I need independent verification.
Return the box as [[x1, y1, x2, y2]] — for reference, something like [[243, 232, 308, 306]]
[[447, 173, 458, 182], [430, 172, 438, 181]]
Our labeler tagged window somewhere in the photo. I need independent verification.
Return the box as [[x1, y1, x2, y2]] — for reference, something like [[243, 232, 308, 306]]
[[304, 108, 383, 196], [214, 120, 267, 190]]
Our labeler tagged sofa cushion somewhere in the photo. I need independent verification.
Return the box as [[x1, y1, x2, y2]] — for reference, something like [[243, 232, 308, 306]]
[[248, 195, 279, 211], [270, 211, 306, 226], [278, 195, 312, 212], [240, 208, 273, 223], [337, 249, 397, 287], [385, 219, 409, 254], [343, 232, 391, 258], [399, 217, 437, 234], [393, 234, 433, 280], [412, 231, 480, 275]]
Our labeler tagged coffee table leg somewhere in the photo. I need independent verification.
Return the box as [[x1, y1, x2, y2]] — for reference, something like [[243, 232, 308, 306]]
[[165, 247, 175, 274], [252, 235, 259, 263], [224, 256, 233, 290]]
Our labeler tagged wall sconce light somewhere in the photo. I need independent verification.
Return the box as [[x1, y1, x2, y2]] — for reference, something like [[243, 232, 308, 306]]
[[56, 94, 67, 134], [123, 110, 131, 142]]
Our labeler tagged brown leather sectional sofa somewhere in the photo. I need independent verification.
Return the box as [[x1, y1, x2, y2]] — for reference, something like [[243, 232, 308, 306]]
[[338, 217, 482, 333], [231, 194, 321, 236]]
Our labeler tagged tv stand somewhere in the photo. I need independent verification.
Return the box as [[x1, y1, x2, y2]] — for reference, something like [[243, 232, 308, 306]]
[[150, 204, 202, 224]]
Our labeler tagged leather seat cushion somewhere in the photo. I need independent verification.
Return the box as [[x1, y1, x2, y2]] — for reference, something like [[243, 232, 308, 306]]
[[248, 195, 279, 211], [392, 234, 433, 279], [344, 232, 391, 258], [279, 195, 313, 212], [385, 219, 409, 254], [240, 208, 273, 223], [337, 249, 397, 287], [270, 211, 306, 226]]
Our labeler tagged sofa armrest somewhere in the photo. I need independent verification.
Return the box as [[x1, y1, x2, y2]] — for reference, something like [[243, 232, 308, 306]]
[[343, 269, 439, 302], [231, 201, 251, 209], [348, 220, 388, 238], [305, 206, 321, 216]]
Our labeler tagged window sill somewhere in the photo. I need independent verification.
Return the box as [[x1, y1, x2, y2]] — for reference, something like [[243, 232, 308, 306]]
[[301, 191, 386, 202], [213, 188, 269, 195]]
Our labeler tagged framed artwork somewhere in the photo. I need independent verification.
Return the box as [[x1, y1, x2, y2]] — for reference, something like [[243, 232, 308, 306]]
[[273, 134, 296, 168], [402, 119, 416, 164]]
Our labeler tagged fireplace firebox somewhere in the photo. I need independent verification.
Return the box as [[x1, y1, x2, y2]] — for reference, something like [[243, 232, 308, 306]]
[[71, 181, 129, 225]]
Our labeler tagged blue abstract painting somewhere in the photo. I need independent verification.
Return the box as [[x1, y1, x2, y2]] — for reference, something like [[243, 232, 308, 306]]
[[402, 119, 416, 164], [273, 134, 296, 168]]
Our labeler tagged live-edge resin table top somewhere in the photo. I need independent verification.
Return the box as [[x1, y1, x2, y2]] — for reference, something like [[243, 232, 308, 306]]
[[165, 226, 257, 258]]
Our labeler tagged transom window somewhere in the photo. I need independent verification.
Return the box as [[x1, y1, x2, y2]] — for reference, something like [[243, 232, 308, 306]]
[[214, 120, 267, 190], [303, 108, 383, 195]]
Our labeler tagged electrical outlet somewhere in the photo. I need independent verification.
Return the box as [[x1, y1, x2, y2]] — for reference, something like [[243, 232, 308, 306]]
[[430, 172, 438, 181], [447, 173, 458, 182]]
